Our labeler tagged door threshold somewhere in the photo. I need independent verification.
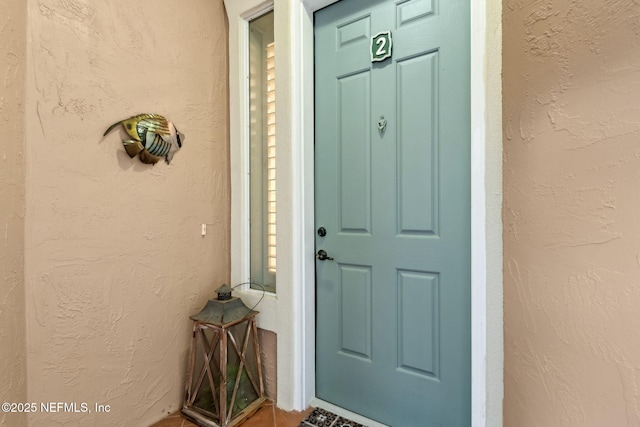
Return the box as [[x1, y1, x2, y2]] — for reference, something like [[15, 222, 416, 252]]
[[311, 398, 390, 427]]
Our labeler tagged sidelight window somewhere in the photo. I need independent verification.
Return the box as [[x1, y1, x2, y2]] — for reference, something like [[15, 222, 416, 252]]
[[249, 11, 276, 292]]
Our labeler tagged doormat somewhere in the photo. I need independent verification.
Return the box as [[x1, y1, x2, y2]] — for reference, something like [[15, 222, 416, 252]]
[[298, 407, 368, 427]]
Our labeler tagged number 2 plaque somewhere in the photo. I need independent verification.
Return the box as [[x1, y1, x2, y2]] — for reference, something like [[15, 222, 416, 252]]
[[370, 31, 392, 63]]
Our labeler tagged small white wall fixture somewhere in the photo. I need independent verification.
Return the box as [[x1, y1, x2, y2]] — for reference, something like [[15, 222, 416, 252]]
[[225, 0, 503, 425]]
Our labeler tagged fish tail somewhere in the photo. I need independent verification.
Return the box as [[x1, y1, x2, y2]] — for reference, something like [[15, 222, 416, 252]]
[[103, 121, 122, 136]]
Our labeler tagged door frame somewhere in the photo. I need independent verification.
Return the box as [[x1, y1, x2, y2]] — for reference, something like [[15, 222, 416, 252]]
[[226, 0, 503, 425]]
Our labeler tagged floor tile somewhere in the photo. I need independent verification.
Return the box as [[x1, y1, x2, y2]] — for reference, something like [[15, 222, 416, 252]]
[[274, 406, 314, 427], [150, 403, 312, 427], [241, 403, 275, 426], [149, 411, 199, 427]]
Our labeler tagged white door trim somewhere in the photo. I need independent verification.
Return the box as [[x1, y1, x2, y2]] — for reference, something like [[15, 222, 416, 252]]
[[226, 0, 503, 424]]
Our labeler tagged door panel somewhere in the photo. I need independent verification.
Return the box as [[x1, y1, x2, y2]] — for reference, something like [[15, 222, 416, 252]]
[[315, 0, 470, 425], [397, 269, 438, 378], [396, 0, 434, 25], [397, 52, 438, 235], [338, 71, 371, 233], [339, 264, 372, 359]]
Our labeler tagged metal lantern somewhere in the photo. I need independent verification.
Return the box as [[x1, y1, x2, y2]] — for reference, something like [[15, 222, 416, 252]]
[[182, 285, 266, 427]]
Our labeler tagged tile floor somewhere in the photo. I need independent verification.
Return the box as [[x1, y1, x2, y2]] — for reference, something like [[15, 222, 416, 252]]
[[150, 402, 314, 427]]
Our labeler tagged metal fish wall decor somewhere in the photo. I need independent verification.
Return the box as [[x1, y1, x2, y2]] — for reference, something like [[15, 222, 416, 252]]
[[103, 114, 184, 165]]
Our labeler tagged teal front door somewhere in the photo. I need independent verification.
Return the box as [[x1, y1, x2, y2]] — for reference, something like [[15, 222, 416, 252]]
[[314, 0, 471, 425]]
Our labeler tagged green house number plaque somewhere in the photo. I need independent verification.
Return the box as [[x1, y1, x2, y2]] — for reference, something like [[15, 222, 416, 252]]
[[371, 31, 392, 62]]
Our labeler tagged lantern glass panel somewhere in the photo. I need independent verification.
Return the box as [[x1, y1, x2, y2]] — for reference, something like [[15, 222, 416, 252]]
[[186, 321, 263, 425], [190, 327, 220, 420], [225, 322, 260, 417]]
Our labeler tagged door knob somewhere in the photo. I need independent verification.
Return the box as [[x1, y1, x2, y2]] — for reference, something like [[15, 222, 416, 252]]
[[316, 249, 334, 261]]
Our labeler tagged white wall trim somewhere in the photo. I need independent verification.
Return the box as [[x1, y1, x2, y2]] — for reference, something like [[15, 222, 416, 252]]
[[225, 0, 313, 410], [471, 0, 489, 423], [470, 0, 504, 424], [226, 0, 503, 422]]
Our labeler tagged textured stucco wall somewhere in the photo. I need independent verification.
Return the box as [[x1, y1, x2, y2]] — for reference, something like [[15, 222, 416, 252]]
[[0, 0, 28, 426], [258, 329, 277, 401], [504, 1, 640, 425], [23, 0, 230, 425]]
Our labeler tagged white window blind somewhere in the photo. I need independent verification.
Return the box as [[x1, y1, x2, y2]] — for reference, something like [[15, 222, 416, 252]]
[[266, 42, 276, 274]]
